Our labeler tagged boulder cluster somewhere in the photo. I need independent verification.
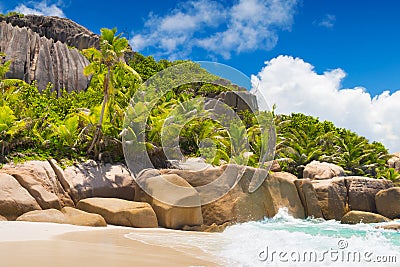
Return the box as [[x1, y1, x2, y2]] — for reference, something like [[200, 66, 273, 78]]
[[0, 159, 399, 231]]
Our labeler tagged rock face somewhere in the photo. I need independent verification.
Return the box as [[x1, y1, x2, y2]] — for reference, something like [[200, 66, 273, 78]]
[[77, 198, 158, 228], [216, 91, 259, 113], [0, 173, 41, 220], [262, 172, 305, 219], [341, 211, 391, 224], [16, 207, 107, 227], [388, 153, 400, 172], [376, 187, 400, 219], [0, 15, 99, 50], [1, 161, 74, 210], [161, 165, 305, 225], [0, 21, 90, 93], [61, 161, 135, 203], [135, 173, 203, 229], [345, 177, 393, 213], [0, 160, 136, 221], [303, 161, 345, 180], [294, 179, 323, 218], [312, 177, 348, 220]]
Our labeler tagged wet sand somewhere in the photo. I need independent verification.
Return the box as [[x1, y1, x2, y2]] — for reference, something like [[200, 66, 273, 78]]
[[0, 222, 221, 267]]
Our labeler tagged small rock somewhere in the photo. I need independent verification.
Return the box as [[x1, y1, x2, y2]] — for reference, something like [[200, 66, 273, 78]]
[[303, 161, 345, 180], [182, 222, 231, 232], [376, 223, 400, 231], [0, 173, 41, 220], [16, 208, 107, 227], [77, 198, 158, 228], [376, 187, 400, 219], [341, 211, 391, 224], [312, 177, 348, 220]]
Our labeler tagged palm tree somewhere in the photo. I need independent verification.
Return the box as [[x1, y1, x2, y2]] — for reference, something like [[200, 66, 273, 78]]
[[332, 130, 375, 176], [83, 28, 141, 155]]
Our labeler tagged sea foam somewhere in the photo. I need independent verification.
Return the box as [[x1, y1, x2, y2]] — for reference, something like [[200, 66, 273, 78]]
[[125, 209, 400, 267]]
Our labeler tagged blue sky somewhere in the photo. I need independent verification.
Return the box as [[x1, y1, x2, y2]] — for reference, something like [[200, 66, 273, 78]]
[[1, 0, 400, 152], [2, 0, 400, 95]]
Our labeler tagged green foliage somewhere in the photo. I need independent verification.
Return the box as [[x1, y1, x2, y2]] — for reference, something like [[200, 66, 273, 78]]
[[83, 28, 141, 156], [275, 113, 391, 178], [0, 43, 393, 180], [0, 12, 24, 18]]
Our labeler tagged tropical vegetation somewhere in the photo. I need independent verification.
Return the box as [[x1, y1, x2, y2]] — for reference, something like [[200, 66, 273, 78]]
[[0, 27, 398, 183]]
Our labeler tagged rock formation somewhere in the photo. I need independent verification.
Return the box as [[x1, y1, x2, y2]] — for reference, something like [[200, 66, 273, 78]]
[[0, 15, 100, 50], [312, 177, 348, 220], [77, 197, 158, 228], [341, 211, 390, 224], [345, 176, 392, 213], [135, 173, 203, 229], [0, 173, 41, 220], [375, 187, 400, 219], [0, 21, 90, 93], [294, 179, 323, 218], [16, 207, 107, 227], [303, 161, 345, 180], [60, 160, 135, 204], [0, 159, 398, 229], [388, 152, 400, 172]]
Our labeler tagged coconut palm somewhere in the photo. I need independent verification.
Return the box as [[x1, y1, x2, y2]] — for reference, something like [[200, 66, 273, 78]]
[[83, 28, 141, 155]]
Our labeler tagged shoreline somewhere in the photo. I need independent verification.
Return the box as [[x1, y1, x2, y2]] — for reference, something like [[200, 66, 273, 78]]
[[0, 221, 222, 267]]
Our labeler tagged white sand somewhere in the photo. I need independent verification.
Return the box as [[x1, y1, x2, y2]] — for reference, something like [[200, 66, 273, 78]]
[[0, 221, 221, 267], [0, 221, 109, 242]]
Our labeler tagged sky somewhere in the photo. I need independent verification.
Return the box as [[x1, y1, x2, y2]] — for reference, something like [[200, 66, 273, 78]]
[[1, 0, 399, 152]]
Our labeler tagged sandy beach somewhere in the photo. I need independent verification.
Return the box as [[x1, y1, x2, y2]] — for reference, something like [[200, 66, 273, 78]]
[[0, 222, 221, 267]]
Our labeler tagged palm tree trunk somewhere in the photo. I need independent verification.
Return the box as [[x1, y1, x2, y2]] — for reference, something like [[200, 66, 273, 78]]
[[88, 67, 111, 155]]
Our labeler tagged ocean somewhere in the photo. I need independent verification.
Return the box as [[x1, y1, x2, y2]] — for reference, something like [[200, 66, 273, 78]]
[[125, 209, 400, 267]]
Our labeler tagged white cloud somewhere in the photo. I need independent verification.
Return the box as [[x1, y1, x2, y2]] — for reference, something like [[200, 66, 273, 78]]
[[251, 55, 400, 153], [316, 14, 336, 28], [130, 0, 299, 59], [14, 1, 65, 17]]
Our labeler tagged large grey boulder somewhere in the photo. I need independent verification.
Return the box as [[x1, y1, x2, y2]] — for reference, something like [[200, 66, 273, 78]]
[[135, 173, 203, 229], [16, 207, 107, 227], [1, 160, 74, 209], [341, 211, 391, 224], [312, 177, 348, 220], [0, 15, 99, 50], [0, 21, 90, 93], [77, 198, 158, 228], [0, 173, 41, 220], [294, 179, 323, 218], [303, 161, 345, 180], [161, 165, 305, 225], [375, 187, 400, 219], [61, 160, 135, 203], [345, 176, 393, 213], [388, 153, 400, 172], [217, 91, 259, 113]]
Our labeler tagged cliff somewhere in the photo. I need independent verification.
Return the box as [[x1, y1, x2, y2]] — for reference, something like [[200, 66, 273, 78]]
[[0, 15, 135, 93], [0, 21, 90, 93], [0, 14, 99, 50]]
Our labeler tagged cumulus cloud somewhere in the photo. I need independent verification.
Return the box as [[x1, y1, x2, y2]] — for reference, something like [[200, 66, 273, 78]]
[[316, 14, 336, 28], [14, 1, 65, 17], [251, 55, 400, 152], [130, 0, 299, 59]]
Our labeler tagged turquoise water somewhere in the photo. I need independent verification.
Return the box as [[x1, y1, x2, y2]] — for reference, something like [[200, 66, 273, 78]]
[[126, 209, 400, 266]]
